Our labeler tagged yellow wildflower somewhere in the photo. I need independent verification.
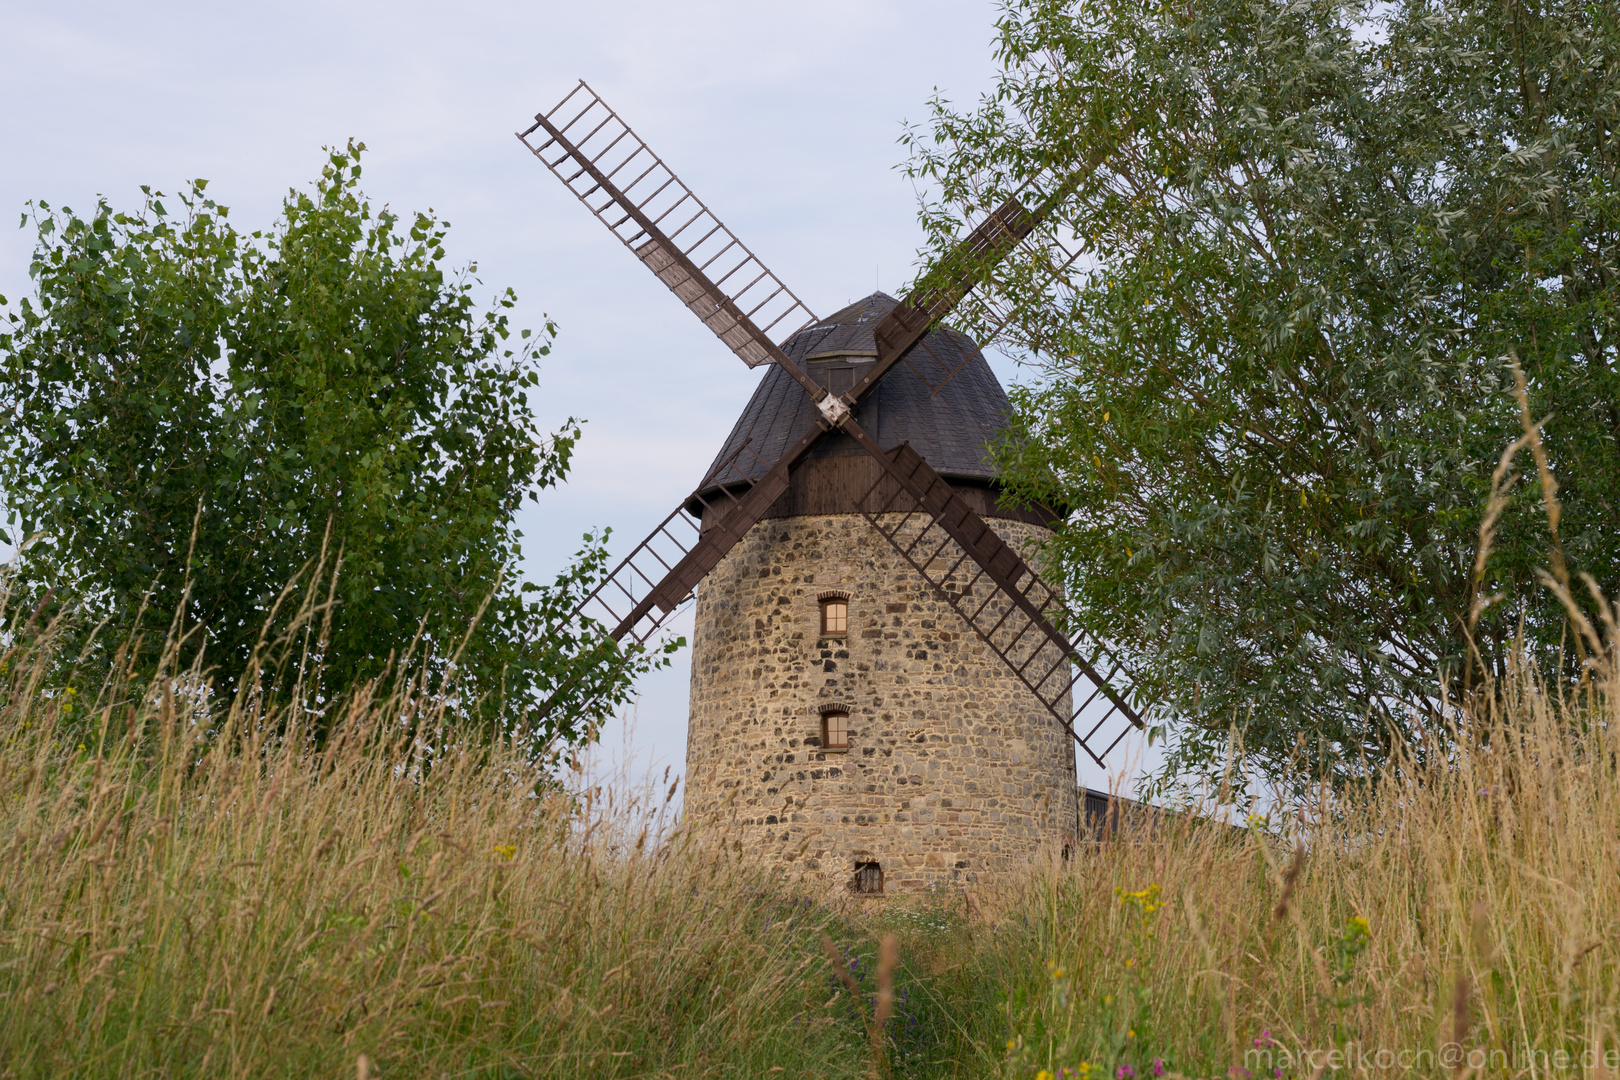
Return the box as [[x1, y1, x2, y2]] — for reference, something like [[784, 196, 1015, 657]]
[[1118, 883, 1164, 914]]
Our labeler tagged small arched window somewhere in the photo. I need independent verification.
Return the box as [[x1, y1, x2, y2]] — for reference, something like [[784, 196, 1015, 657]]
[[855, 861, 883, 894], [818, 702, 852, 750], [818, 590, 850, 636]]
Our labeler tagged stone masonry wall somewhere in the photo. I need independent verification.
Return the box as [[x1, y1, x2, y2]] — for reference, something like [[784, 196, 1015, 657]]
[[683, 510, 1079, 894]]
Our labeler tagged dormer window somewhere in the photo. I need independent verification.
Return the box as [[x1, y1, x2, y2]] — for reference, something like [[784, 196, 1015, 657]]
[[818, 590, 850, 637], [806, 352, 875, 398]]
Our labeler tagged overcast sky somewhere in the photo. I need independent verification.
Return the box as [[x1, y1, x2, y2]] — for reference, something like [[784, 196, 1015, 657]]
[[1, 0, 1158, 796]]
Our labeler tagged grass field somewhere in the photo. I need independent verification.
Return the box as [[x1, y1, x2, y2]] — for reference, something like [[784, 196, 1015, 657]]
[[4, 597, 1619, 1079]]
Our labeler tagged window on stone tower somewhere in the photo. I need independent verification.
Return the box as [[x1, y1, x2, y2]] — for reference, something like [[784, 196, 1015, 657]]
[[820, 708, 850, 750], [819, 594, 848, 636], [855, 861, 883, 894]]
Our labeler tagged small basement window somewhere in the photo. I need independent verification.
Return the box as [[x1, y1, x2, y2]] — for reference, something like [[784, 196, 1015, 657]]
[[820, 707, 850, 751], [855, 861, 883, 894], [818, 590, 850, 636]]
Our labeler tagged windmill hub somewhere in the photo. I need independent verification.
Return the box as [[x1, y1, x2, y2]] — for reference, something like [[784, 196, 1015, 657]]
[[815, 393, 851, 427]]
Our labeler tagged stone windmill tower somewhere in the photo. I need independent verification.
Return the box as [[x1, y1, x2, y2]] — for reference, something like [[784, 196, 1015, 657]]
[[518, 83, 1152, 893], [685, 293, 1085, 892]]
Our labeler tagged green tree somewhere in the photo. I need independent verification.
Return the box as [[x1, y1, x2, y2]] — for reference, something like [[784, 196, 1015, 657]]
[[0, 143, 668, 749], [905, 0, 1620, 789]]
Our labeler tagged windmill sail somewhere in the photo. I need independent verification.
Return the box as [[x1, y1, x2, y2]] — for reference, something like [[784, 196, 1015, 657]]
[[518, 81, 818, 370], [561, 433, 788, 648], [851, 439, 1146, 766], [519, 86, 1150, 756]]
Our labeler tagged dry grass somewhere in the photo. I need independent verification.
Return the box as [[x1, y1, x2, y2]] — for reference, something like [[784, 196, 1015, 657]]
[[0, 590, 906, 1079], [986, 654, 1620, 1079], [6, 576, 1620, 1080]]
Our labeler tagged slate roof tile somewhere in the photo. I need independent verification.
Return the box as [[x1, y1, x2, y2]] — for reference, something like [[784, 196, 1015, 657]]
[[697, 293, 1011, 494]]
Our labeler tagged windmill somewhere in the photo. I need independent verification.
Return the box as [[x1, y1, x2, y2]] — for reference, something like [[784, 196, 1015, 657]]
[[518, 82, 1153, 889]]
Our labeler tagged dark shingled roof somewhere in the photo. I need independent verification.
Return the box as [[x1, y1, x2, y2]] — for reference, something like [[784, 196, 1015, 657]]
[[697, 293, 1012, 494]]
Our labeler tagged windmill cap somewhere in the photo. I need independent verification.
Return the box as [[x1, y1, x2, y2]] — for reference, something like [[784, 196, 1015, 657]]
[[694, 292, 1015, 497]]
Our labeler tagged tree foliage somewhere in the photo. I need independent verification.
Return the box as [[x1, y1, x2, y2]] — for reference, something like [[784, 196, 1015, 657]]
[[0, 144, 668, 749], [905, 0, 1620, 787]]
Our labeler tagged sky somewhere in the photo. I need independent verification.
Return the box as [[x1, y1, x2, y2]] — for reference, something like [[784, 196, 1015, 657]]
[[0, 0, 1160, 796]]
